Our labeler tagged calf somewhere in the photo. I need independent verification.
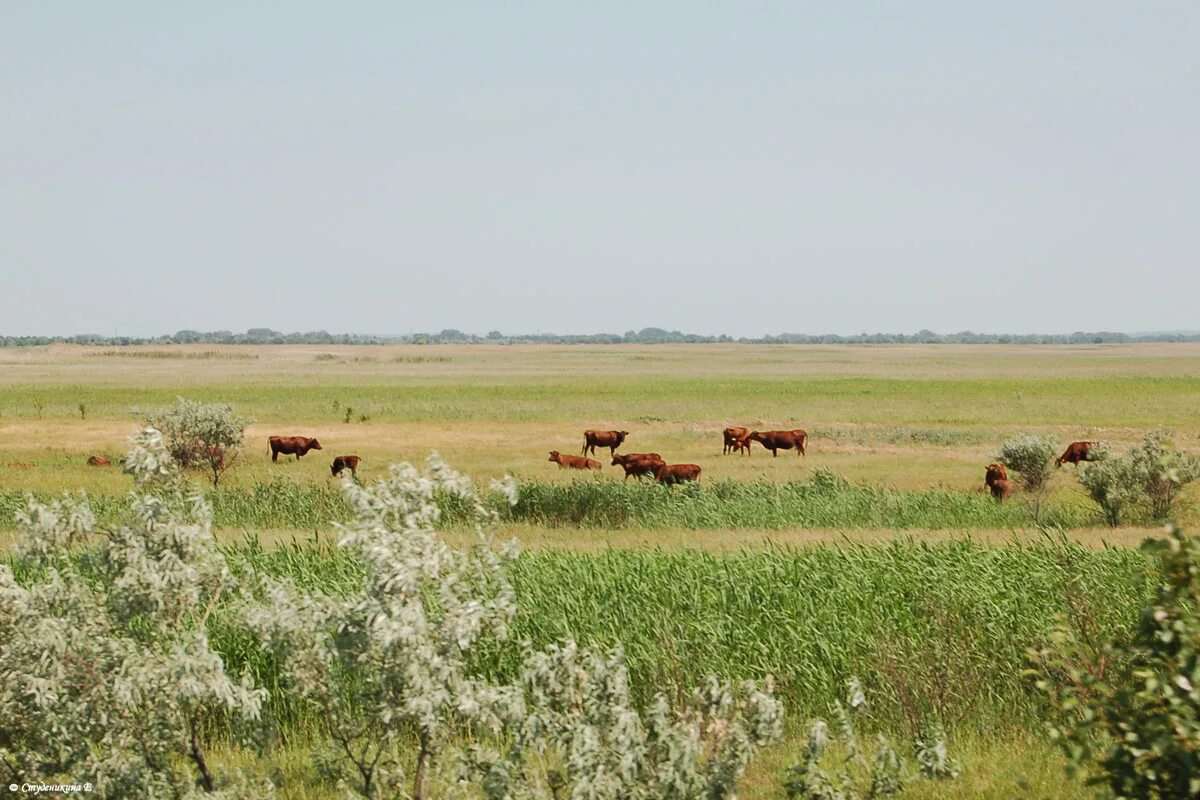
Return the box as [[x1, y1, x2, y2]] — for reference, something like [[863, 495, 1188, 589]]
[[87, 455, 111, 467], [984, 463, 1008, 490], [550, 450, 602, 470], [989, 478, 1012, 501], [331, 454, 361, 477], [612, 453, 665, 480], [582, 430, 629, 457], [723, 426, 749, 455], [655, 463, 701, 486], [269, 435, 323, 462], [748, 430, 808, 457], [1056, 441, 1096, 468]]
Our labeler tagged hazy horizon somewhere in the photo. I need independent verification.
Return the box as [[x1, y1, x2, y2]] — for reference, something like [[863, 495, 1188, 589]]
[[3, 4, 1197, 338]]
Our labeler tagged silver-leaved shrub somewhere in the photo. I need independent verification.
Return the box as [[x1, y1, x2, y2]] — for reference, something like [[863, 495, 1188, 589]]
[[246, 455, 522, 800], [0, 427, 269, 798], [135, 397, 253, 486], [458, 640, 783, 800]]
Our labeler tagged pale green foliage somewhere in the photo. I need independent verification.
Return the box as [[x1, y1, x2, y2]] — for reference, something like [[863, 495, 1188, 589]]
[[247, 453, 520, 800], [783, 679, 958, 800], [1029, 527, 1200, 799], [1078, 445, 1143, 527], [135, 397, 253, 485], [458, 640, 783, 800], [0, 428, 269, 798], [998, 434, 1058, 493], [1129, 429, 1200, 521]]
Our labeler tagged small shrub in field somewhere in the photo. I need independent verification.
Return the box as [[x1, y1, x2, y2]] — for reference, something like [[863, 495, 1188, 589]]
[[0, 428, 268, 797], [1078, 445, 1142, 527], [458, 641, 783, 800], [135, 397, 253, 486], [1129, 429, 1200, 521], [246, 457, 521, 800], [77, 402, 87, 419], [998, 434, 1058, 493], [783, 679, 958, 800], [1029, 527, 1200, 800]]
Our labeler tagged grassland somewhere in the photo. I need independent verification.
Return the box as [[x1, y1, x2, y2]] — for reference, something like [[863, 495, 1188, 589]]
[[3, 342, 1198, 797]]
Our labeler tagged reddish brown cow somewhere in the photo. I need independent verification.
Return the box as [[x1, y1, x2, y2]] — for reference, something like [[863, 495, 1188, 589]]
[[550, 450, 602, 470], [748, 430, 807, 457], [989, 478, 1012, 501], [87, 455, 111, 467], [331, 455, 361, 477], [723, 426, 749, 455], [655, 463, 701, 486], [984, 463, 1008, 490], [204, 445, 227, 469], [1056, 441, 1097, 467], [731, 434, 753, 455], [612, 453, 665, 480], [269, 435, 323, 462], [582, 430, 629, 457]]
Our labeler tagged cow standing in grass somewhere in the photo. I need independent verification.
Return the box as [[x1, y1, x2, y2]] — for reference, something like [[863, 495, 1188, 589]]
[[582, 430, 628, 457], [269, 435, 323, 462], [984, 463, 1010, 501], [612, 453, 664, 480], [723, 426, 749, 455], [748, 430, 807, 457], [655, 463, 701, 486], [331, 455, 361, 477], [1056, 441, 1097, 467]]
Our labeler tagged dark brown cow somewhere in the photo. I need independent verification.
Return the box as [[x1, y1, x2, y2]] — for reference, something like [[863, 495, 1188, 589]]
[[748, 430, 807, 457], [550, 450, 602, 470], [87, 455, 111, 467], [269, 435, 323, 462], [655, 463, 701, 486], [331, 455, 361, 477], [1056, 441, 1097, 467], [582, 430, 629, 457], [612, 453, 665, 480], [723, 426, 749, 455], [984, 463, 1008, 490], [989, 478, 1012, 501]]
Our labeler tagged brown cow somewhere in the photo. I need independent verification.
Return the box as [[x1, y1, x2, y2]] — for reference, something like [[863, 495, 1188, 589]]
[[989, 478, 1012, 501], [723, 426, 749, 455], [331, 455, 361, 477], [204, 445, 227, 469], [1056, 441, 1097, 467], [748, 430, 808, 457], [269, 435, 323, 462], [984, 463, 1008, 490], [87, 455, 111, 467], [655, 463, 702, 486], [612, 453, 665, 480], [731, 434, 753, 455], [582, 430, 629, 457], [550, 450, 602, 470]]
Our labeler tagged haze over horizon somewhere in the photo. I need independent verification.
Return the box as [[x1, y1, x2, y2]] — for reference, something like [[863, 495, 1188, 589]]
[[3, 4, 1197, 339]]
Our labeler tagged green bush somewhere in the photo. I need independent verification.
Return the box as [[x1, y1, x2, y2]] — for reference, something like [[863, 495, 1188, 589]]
[[1130, 429, 1200, 521], [1030, 527, 1200, 799], [999, 434, 1058, 493], [134, 397, 253, 486]]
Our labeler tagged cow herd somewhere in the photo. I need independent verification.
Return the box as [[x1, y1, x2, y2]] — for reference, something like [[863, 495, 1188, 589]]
[[85, 425, 1102, 498]]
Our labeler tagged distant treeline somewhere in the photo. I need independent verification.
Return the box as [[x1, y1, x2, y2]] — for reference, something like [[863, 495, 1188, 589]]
[[3, 326, 1200, 347]]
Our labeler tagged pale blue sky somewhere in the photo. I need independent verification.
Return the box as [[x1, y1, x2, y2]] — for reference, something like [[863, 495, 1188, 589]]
[[2, 3, 1196, 337]]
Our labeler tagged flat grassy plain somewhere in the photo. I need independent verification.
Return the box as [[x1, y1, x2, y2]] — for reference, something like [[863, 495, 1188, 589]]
[[4, 342, 1200, 797]]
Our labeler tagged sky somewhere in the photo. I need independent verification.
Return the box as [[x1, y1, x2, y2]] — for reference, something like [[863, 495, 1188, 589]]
[[1, 3, 1197, 338]]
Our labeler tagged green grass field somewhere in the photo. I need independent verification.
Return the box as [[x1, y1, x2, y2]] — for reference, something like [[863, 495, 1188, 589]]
[[4, 342, 1199, 797]]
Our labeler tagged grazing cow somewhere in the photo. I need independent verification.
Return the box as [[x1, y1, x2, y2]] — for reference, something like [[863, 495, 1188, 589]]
[[731, 433, 753, 455], [989, 478, 1012, 501], [655, 463, 702, 486], [331, 455, 361, 477], [204, 445, 227, 469], [1056, 441, 1097, 468], [582, 430, 629, 457], [748, 430, 808, 457], [87, 455, 111, 467], [269, 435, 323, 462], [723, 426, 749, 455], [550, 450, 602, 470], [612, 453, 665, 480], [984, 463, 1008, 490]]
